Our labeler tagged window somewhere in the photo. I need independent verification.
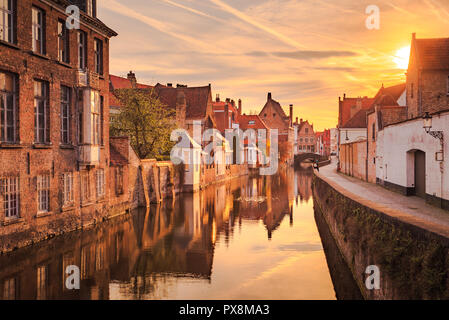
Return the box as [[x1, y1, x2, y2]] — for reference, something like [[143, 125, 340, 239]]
[[248, 120, 256, 125], [0, 176, 19, 219], [305, 128, 309, 134], [372, 123, 376, 141], [411, 83, 414, 99], [36, 265, 47, 300], [94, 39, 103, 75], [78, 31, 87, 70], [32, 7, 45, 54], [57, 20, 69, 63], [37, 174, 50, 213], [0, 71, 17, 143], [3, 277, 17, 300], [100, 96, 104, 145], [0, 0, 15, 43], [86, 0, 96, 17], [61, 86, 71, 144], [61, 172, 73, 206], [81, 171, 91, 202], [96, 169, 105, 198], [34, 80, 49, 143], [115, 166, 123, 195], [92, 91, 100, 145]]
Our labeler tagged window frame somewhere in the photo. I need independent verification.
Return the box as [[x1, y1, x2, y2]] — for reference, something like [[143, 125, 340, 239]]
[[57, 19, 69, 63], [34, 80, 50, 144], [96, 169, 105, 198], [61, 172, 73, 206], [77, 30, 87, 70], [0, 71, 18, 143], [94, 38, 103, 75], [115, 166, 124, 195], [81, 171, 91, 203], [0, 176, 19, 220], [0, 0, 15, 44], [60, 86, 71, 144], [32, 6, 45, 55], [37, 174, 50, 214]]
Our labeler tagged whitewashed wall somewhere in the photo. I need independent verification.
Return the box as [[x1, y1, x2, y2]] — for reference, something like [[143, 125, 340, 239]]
[[376, 111, 449, 201], [339, 128, 367, 145]]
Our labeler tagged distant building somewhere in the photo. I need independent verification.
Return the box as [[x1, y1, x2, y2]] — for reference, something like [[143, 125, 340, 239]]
[[297, 119, 315, 153], [212, 95, 241, 132], [259, 93, 295, 164], [316, 129, 331, 157]]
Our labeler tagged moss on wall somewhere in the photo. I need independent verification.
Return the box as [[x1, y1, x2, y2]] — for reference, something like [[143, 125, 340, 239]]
[[313, 175, 449, 299]]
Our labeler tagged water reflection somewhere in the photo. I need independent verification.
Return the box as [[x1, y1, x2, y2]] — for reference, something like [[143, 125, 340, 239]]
[[0, 167, 344, 300]]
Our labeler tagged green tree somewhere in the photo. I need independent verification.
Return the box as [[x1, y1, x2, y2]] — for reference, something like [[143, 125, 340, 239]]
[[110, 88, 176, 159]]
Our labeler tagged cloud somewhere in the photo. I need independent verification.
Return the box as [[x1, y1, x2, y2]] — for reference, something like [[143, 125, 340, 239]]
[[158, 0, 225, 23], [246, 50, 358, 60], [209, 0, 307, 49]]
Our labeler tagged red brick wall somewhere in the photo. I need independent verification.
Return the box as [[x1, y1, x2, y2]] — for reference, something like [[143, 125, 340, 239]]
[[0, 0, 116, 251]]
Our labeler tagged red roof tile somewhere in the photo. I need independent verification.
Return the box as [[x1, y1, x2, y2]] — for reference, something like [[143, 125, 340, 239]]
[[341, 109, 368, 128], [238, 114, 269, 131], [414, 37, 449, 70]]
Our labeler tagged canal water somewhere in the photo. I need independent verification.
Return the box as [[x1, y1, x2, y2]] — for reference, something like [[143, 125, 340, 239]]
[[0, 167, 360, 300]]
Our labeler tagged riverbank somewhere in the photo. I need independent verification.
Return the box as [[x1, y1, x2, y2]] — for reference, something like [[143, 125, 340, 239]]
[[313, 162, 449, 299]]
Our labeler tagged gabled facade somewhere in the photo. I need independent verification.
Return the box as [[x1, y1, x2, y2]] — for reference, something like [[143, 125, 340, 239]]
[[297, 119, 315, 153], [407, 34, 449, 119], [258, 93, 294, 164]]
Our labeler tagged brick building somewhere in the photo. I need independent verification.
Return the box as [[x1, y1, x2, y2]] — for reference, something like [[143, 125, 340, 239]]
[[297, 119, 315, 153], [407, 34, 449, 119], [258, 93, 294, 164], [0, 0, 117, 251]]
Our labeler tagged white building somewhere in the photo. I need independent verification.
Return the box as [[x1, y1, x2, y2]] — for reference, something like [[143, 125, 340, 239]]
[[376, 110, 448, 209]]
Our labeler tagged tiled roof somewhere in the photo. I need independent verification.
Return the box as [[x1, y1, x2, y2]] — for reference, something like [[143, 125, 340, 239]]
[[259, 97, 289, 120], [377, 106, 408, 129], [339, 96, 375, 127], [238, 114, 269, 131], [341, 109, 368, 128], [154, 84, 212, 120], [109, 76, 211, 120], [109, 75, 154, 107], [414, 37, 449, 70], [373, 83, 406, 104]]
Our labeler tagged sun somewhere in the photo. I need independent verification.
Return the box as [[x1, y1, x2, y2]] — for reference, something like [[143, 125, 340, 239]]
[[393, 46, 411, 70]]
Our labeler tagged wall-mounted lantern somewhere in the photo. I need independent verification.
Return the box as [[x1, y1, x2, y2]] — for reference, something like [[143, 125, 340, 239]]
[[422, 112, 444, 162]]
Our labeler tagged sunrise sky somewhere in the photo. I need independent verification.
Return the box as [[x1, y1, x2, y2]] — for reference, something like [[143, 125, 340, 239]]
[[98, 0, 449, 131]]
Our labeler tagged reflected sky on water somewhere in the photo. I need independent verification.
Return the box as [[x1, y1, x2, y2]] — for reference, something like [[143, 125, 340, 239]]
[[0, 167, 336, 300]]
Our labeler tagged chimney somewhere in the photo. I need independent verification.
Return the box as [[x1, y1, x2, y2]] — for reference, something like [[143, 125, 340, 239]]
[[225, 98, 230, 103], [267, 92, 272, 100], [300, 118, 303, 124], [296, 117, 298, 124], [224, 103, 229, 129], [167, 83, 172, 87], [216, 94, 220, 102], [238, 99, 242, 115], [289, 104, 293, 126], [127, 71, 137, 88], [343, 93, 346, 99], [231, 99, 235, 107], [412, 32, 416, 41]]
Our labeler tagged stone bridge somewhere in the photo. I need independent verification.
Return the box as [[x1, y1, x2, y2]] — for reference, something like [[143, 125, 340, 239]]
[[294, 153, 326, 166]]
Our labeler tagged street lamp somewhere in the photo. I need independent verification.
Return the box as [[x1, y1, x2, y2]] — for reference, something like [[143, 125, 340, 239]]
[[422, 112, 444, 161], [423, 112, 432, 133]]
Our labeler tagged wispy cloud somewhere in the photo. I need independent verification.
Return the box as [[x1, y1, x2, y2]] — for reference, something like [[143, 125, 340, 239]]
[[209, 0, 307, 49], [158, 0, 225, 22]]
